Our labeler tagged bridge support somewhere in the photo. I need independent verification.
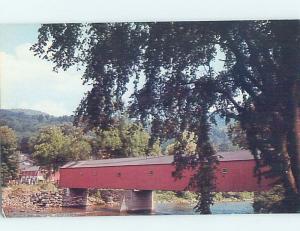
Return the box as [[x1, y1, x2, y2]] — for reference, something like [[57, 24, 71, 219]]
[[120, 190, 153, 213], [62, 188, 88, 207]]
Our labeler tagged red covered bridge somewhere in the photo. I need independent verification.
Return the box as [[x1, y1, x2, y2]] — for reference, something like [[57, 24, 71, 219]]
[[59, 150, 274, 212]]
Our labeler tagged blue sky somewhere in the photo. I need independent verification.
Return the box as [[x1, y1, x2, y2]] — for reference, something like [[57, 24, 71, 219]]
[[0, 24, 39, 53], [0, 24, 90, 116], [0, 24, 226, 117]]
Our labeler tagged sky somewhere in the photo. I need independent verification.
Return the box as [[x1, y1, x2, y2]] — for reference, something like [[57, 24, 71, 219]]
[[0, 24, 226, 117], [0, 24, 91, 116]]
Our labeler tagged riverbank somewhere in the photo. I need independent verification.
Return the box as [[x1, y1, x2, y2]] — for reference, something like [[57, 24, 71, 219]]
[[154, 191, 254, 205], [2, 183, 62, 215], [1, 183, 105, 216], [2, 183, 255, 217]]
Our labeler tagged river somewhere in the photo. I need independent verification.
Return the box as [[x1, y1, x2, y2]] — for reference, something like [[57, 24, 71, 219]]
[[5, 201, 253, 217]]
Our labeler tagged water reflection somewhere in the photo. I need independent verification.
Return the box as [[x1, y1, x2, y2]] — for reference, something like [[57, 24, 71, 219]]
[[6, 201, 253, 217], [155, 201, 253, 215]]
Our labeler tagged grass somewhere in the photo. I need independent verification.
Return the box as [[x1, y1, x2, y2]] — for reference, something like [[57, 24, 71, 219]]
[[154, 191, 197, 204], [6, 182, 59, 194], [214, 191, 254, 202], [154, 190, 254, 204], [253, 185, 285, 213]]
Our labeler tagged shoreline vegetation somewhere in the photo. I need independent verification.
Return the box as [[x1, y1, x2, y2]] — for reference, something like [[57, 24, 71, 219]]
[[2, 182, 258, 216], [154, 191, 254, 205]]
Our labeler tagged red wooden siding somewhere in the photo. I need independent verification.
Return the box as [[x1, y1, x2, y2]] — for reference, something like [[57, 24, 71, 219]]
[[59, 159, 274, 192], [215, 160, 272, 192]]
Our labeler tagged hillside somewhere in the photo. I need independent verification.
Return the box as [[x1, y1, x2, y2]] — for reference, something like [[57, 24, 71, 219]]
[[6, 109, 49, 116], [0, 109, 73, 139], [0, 108, 237, 152]]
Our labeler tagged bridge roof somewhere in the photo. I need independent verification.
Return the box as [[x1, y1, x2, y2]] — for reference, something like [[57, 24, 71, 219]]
[[61, 150, 253, 169]]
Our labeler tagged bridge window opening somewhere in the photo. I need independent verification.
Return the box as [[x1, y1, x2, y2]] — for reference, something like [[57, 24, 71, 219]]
[[222, 168, 228, 174], [117, 172, 121, 177]]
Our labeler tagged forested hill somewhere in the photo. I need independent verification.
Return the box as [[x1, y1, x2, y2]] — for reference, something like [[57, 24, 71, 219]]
[[0, 108, 236, 152], [0, 109, 73, 139]]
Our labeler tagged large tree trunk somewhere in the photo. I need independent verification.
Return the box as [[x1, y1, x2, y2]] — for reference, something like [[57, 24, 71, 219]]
[[282, 135, 298, 194], [296, 117, 300, 212], [294, 83, 300, 192], [293, 80, 300, 194], [296, 108, 300, 194], [282, 79, 300, 212], [274, 20, 300, 211]]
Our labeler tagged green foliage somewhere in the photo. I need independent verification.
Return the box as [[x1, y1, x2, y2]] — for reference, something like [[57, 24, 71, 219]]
[[92, 120, 161, 158], [32, 20, 300, 213], [214, 192, 254, 202], [154, 191, 198, 204], [165, 128, 237, 156], [154, 191, 177, 203], [31, 125, 91, 172], [8, 182, 58, 193], [253, 185, 285, 213], [38, 182, 59, 192], [227, 122, 248, 149], [0, 109, 72, 150], [0, 126, 19, 186], [180, 191, 198, 202], [165, 131, 197, 155]]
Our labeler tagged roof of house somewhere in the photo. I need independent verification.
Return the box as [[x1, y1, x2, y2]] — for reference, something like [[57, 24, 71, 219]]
[[21, 166, 40, 172], [61, 150, 253, 169]]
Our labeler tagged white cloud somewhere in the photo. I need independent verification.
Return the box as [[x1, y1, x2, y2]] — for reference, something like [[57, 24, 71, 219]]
[[0, 43, 91, 116], [0, 43, 226, 117]]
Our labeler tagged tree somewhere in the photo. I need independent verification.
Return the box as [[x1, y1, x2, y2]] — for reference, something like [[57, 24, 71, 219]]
[[227, 122, 248, 149], [165, 124, 238, 154], [20, 137, 31, 154], [31, 125, 91, 174], [32, 20, 300, 213], [92, 119, 161, 158], [0, 126, 19, 186], [165, 131, 197, 156]]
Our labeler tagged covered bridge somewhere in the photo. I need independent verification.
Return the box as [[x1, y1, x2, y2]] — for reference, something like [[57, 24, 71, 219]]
[[59, 150, 274, 212]]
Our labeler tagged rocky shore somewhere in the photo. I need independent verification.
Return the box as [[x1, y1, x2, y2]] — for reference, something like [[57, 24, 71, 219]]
[[2, 184, 63, 214], [1, 184, 124, 216], [2, 183, 255, 217], [30, 190, 63, 208]]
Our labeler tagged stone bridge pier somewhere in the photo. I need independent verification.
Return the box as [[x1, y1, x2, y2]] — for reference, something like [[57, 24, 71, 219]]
[[62, 188, 153, 213], [121, 190, 153, 213], [62, 188, 88, 207]]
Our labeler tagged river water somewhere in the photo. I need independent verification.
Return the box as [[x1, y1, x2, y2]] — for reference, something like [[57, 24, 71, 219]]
[[6, 201, 254, 217]]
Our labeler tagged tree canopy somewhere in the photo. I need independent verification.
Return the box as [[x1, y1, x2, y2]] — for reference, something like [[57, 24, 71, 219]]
[[31, 125, 92, 173], [32, 20, 300, 213], [0, 126, 19, 186], [91, 118, 161, 158]]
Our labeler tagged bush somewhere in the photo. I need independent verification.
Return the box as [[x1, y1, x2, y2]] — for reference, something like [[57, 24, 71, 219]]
[[214, 192, 254, 202], [155, 191, 177, 203], [180, 191, 197, 202], [253, 185, 285, 213], [154, 191, 198, 204], [38, 182, 58, 192]]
